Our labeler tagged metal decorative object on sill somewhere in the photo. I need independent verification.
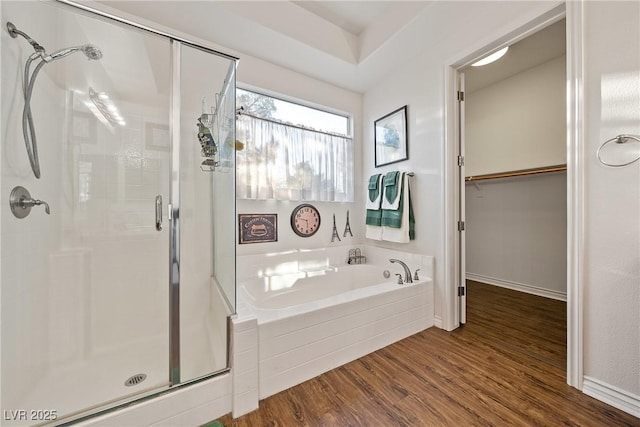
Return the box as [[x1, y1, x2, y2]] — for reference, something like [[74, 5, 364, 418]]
[[331, 213, 341, 242], [347, 248, 366, 265], [343, 209, 353, 237], [596, 134, 640, 168]]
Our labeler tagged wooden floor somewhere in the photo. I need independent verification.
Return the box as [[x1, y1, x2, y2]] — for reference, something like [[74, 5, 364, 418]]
[[219, 281, 638, 426]]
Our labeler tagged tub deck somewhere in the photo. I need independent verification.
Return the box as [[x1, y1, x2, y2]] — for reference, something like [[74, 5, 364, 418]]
[[237, 259, 434, 401], [231, 248, 435, 414], [254, 278, 433, 399]]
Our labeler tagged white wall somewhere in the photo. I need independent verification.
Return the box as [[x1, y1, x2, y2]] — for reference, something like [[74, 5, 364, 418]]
[[581, 0, 640, 404], [235, 56, 363, 257], [362, 0, 639, 409], [465, 172, 567, 300], [465, 56, 566, 177], [361, 1, 640, 411], [1, 1, 62, 406], [362, 0, 563, 326]]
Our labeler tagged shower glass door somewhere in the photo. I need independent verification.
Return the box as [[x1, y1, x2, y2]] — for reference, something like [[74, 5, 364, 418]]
[[1, 1, 171, 422], [1, 1, 238, 424], [179, 43, 236, 382]]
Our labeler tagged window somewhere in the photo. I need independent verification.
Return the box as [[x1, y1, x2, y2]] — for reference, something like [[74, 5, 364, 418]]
[[236, 88, 354, 202]]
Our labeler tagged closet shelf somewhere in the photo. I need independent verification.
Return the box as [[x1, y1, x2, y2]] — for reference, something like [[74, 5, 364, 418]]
[[465, 164, 567, 182]]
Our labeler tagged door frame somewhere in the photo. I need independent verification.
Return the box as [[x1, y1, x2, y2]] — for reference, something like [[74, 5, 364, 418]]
[[442, 2, 584, 389]]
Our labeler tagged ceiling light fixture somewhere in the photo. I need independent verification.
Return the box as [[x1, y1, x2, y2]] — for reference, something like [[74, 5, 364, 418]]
[[471, 46, 509, 67]]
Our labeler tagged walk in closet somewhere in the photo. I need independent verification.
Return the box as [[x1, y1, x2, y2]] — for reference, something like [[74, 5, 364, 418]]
[[463, 19, 567, 343]]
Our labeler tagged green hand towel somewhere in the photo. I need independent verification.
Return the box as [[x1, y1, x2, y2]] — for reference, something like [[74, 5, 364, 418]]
[[409, 190, 415, 240], [368, 173, 382, 202], [366, 173, 383, 226], [366, 209, 382, 226], [381, 187, 404, 228], [383, 171, 400, 204], [381, 174, 415, 240]]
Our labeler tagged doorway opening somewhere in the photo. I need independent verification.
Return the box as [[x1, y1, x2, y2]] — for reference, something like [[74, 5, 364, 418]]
[[443, 2, 583, 388], [459, 19, 568, 369]]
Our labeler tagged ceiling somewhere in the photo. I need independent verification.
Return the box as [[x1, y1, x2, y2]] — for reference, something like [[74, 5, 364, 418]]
[[464, 19, 566, 93], [97, 1, 565, 94], [97, 1, 431, 93], [291, 1, 391, 36]]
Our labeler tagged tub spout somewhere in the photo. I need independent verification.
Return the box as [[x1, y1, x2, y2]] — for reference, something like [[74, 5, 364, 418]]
[[389, 259, 413, 283]]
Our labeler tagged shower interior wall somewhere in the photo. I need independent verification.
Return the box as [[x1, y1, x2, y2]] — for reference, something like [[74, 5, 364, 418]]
[[1, 3, 67, 405], [1, 0, 235, 422]]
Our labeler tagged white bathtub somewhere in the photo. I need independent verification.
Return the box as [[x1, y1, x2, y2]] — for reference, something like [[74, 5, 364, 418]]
[[241, 264, 394, 311], [236, 254, 434, 400]]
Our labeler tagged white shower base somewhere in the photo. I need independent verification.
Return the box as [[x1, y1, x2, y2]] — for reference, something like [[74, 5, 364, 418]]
[[8, 321, 218, 426]]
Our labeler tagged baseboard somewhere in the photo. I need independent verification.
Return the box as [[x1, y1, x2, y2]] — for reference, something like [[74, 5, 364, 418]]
[[466, 273, 567, 301], [582, 376, 640, 418], [434, 315, 443, 329]]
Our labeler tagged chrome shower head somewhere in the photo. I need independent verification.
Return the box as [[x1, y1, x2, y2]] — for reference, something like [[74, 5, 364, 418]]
[[82, 44, 103, 60], [47, 44, 103, 62]]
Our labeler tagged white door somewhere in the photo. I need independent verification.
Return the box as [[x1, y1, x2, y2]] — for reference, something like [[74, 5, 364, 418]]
[[457, 72, 467, 324]]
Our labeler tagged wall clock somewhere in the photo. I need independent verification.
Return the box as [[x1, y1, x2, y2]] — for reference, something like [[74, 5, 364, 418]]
[[290, 203, 321, 237]]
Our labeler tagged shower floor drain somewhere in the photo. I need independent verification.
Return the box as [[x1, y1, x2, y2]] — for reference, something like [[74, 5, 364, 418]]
[[124, 373, 147, 387]]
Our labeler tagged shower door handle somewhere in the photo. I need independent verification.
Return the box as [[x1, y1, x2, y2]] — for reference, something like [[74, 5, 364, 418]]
[[155, 195, 163, 231]]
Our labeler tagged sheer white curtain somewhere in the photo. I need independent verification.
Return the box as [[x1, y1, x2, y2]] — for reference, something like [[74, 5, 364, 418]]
[[236, 115, 354, 202]]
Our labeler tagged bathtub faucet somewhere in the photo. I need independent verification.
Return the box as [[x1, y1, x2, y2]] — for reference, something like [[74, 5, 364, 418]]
[[389, 259, 413, 283]]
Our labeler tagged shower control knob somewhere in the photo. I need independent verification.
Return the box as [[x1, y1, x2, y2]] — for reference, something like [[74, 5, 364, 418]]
[[10, 186, 50, 218]]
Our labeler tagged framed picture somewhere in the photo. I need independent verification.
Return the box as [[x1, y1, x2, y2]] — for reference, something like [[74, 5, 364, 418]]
[[374, 105, 408, 167], [238, 214, 278, 244], [145, 122, 170, 151]]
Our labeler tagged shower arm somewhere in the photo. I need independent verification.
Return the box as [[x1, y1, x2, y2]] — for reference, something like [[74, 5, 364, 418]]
[[7, 22, 103, 179], [7, 22, 45, 53]]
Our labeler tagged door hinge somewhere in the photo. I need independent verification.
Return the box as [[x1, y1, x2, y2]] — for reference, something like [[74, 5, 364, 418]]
[[458, 286, 466, 297], [457, 155, 465, 167], [457, 221, 465, 232], [457, 90, 465, 102]]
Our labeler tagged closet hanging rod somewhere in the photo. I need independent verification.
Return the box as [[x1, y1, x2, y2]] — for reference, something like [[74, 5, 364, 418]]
[[465, 164, 566, 182]]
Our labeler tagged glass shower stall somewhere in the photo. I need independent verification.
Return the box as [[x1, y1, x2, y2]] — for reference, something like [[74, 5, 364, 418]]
[[1, 1, 237, 424]]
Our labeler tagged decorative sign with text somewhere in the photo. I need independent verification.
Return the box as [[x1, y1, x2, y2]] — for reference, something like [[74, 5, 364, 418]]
[[238, 214, 278, 244]]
